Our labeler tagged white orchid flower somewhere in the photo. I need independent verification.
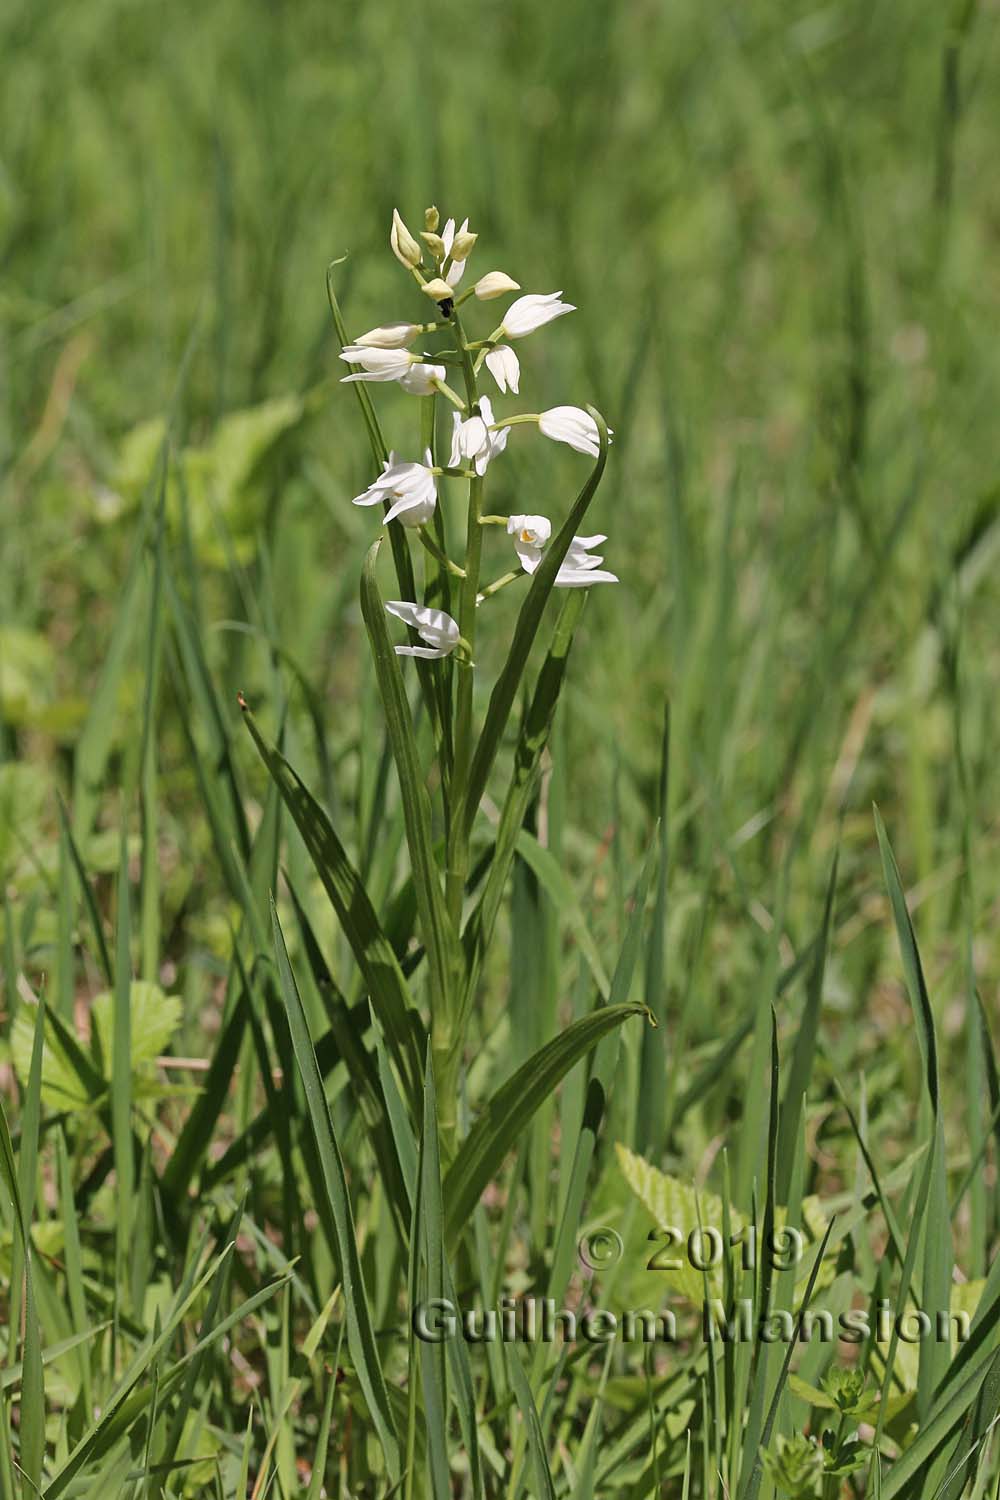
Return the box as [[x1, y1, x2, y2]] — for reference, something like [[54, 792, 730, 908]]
[[555, 534, 618, 588], [390, 208, 422, 269], [353, 322, 422, 349], [441, 217, 471, 288], [506, 513, 552, 573], [501, 291, 576, 340], [398, 362, 446, 396], [421, 278, 454, 302], [474, 272, 521, 301], [537, 405, 612, 458], [340, 347, 445, 397], [449, 395, 509, 475], [340, 346, 416, 383], [385, 601, 460, 659], [352, 450, 437, 527], [484, 345, 521, 395]]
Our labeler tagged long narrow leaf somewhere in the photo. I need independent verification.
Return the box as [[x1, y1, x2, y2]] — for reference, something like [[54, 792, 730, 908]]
[[461, 408, 610, 837], [242, 706, 423, 1107], [270, 899, 401, 1481], [443, 1001, 646, 1249]]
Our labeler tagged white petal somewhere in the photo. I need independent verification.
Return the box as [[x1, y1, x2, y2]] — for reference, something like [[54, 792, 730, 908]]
[[514, 539, 544, 573], [395, 645, 450, 659], [383, 483, 436, 525], [352, 484, 388, 506], [507, 513, 552, 545], [538, 406, 600, 456], [448, 413, 463, 468], [385, 600, 460, 651], [354, 322, 421, 349], [474, 271, 521, 300], [341, 369, 403, 384], [485, 346, 520, 395], [554, 567, 619, 588], [398, 362, 445, 396], [502, 292, 576, 339], [458, 415, 488, 458]]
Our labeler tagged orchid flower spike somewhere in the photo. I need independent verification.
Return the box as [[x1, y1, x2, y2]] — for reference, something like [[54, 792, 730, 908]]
[[537, 406, 612, 459], [449, 395, 509, 475], [555, 534, 618, 588], [352, 322, 423, 349], [507, 514, 552, 574], [501, 291, 576, 340], [352, 450, 436, 527], [441, 217, 472, 288], [484, 345, 520, 395], [385, 601, 460, 659]]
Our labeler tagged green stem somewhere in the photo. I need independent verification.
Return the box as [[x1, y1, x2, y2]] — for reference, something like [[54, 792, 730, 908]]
[[417, 527, 466, 578], [491, 412, 539, 428], [478, 569, 523, 601], [432, 379, 468, 412], [435, 306, 484, 1147]]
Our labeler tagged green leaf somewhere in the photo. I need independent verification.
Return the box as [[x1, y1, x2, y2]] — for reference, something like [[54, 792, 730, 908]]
[[460, 590, 587, 1020], [514, 830, 610, 999], [737, 1215, 837, 1500], [72, 453, 164, 842], [461, 407, 610, 837], [161, 986, 249, 1204], [0, 1094, 44, 1498], [359, 540, 453, 1021], [506, 1346, 556, 1500], [242, 706, 424, 1109], [0, 628, 56, 728], [10, 983, 181, 1113], [443, 1002, 646, 1249], [270, 898, 401, 1481], [874, 808, 952, 1421], [776, 852, 838, 1203]]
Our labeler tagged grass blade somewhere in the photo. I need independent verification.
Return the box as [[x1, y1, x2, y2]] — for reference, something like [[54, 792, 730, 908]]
[[269, 898, 401, 1481]]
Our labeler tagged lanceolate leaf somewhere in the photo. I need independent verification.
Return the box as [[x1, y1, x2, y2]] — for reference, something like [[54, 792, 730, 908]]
[[442, 1002, 646, 1248], [460, 590, 587, 1021], [461, 408, 610, 838], [359, 540, 453, 1023], [241, 706, 423, 1107], [270, 900, 401, 1482]]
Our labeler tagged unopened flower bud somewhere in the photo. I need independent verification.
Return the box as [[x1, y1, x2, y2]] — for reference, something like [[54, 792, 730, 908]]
[[420, 231, 447, 260], [421, 278, 455, 302], [474, 271, 521, 301], [424, 205, 440, 232], [451, 229, 478, 261], [390, 208, 422, 269]]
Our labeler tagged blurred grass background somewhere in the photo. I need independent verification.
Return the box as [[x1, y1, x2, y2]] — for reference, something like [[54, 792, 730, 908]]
[[3, 0, 1000, 1489], [2, 0, 999, 1188]]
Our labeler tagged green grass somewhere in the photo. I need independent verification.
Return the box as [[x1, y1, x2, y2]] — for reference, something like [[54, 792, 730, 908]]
[[2, 0, 1000, 1493]]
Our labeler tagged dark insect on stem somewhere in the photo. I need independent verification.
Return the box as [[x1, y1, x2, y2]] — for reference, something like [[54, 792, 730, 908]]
[[438, 297, 454, 317]]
